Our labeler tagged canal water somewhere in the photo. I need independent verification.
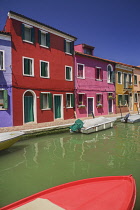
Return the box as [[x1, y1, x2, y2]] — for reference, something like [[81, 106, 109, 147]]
[[0, 122, 140, 209]]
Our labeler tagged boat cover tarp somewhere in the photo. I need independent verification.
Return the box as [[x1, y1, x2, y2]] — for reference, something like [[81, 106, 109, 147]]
[[83, 117, 116, 128], [70, 119, 84, 132]]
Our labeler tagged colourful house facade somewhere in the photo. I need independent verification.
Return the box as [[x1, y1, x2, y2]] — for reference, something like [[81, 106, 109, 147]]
[[0, 31, 13, 127], [115, 63, 134, 114], [133, 66, 140, 111], [4, 11, 76, 126], [74, 44, 116, 118]]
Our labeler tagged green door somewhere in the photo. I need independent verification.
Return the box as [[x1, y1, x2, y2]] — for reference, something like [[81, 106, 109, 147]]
[[24, 95, 34, 123], [54, 95, 61, 119]]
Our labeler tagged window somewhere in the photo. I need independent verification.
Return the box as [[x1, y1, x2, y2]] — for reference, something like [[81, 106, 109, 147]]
[[107, 64, 114, 83], [129, 74, 132, 84], [134, 93, 138, 103], [118, 71, 122, 84], [0, 89, 8, 109], [38, 30, 50, 47], [40, 61, 49, 78], [118, 95, 123, 106], [22, 24, 34, 43], [0, 51, 4, 70], [77, 64, 85, 79], [96, 67, 102, 80], [40, 92, 52, 109], [65, 66, 72, 81], [96, 94, 103, 107], [66, 93, 74, 108], [64, 40, 74, 54], [78, 94, 85, 106], [124, 94, 129, 106], [23, 57, 34, 76], [134, 75, 137, 85], [84, 48, 92, 55]]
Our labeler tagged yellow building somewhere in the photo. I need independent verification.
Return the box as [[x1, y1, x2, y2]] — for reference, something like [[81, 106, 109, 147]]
[[115, 63, 134, 114], [133, 66, 140, 111]]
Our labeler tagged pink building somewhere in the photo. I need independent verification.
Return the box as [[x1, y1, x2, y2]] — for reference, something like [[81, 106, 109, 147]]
[[74, 44, 116, 118]]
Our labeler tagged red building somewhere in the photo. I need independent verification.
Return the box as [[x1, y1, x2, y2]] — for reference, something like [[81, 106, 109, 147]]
[[4, 11, 77, 126]]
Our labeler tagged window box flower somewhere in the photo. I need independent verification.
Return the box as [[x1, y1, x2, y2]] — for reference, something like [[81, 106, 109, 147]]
[[78, 105, 86, 109], [97, 103, 102, 108]]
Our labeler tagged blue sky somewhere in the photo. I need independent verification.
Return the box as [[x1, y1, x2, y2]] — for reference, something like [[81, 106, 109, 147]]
[[1, 0, 140, 66]]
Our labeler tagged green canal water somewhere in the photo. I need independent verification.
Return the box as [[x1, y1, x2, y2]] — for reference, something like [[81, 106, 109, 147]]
[[0, 122, 140, 209]]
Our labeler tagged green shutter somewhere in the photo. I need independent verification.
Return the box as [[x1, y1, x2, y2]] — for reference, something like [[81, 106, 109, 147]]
[[24, 59, 29, 74], [3, 89, 8, 109], [66, 67, 70, 80], [46, 33, 50, 47], [122, 95, 125, 106], [31, 27, 35, 43], [41, 62, 45, 76], [70, 41, 74, 55], [21, 24, 25, 40], [71, 94, 75, 107], [64, 40, 66, 52], [40, 93, 43, 109], [48, 93, 52, 109], [38, 30, 41, 45]]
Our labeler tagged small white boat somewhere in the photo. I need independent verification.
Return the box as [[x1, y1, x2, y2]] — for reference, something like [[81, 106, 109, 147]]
[[121, 114, 140, 123], [0, 131, 24, 151], [70, 117, 116, 134]]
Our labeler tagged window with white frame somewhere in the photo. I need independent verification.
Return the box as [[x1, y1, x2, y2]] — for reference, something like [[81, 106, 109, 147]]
[[107, 64, 114, 83], [40, 92, 52, 109], [96, 94, 103, 107], [129, 74, 132, 84], [134, 93, 138, 103], [0, 89, 8, 109], [64, 40, 74, 54], [22, 24, 34, 43], [66, 93, 74, 108], [38, 30, 50, 47], [0, 51, 4, 70], [40, 61, 49, 78], [118, 95, 123, 106], [65, 66, 72, 81], [96, 67, 102, 80], [78, 94, 85, 106], [23, 57, 34, 76], [134, 75, 137, 85], [124, 94, 129, 106], [118, 71, 122, 84], [77, 63, 84, 79]]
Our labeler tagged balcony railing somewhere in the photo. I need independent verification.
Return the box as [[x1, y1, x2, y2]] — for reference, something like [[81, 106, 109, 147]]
[[124, 82, 133, 89]]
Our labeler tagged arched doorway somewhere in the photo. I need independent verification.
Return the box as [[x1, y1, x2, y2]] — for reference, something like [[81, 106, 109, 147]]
[[23, 91, 36, 123]]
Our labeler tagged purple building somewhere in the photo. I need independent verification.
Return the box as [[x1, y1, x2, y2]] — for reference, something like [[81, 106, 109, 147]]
[[0, 31, 13, 127], [74, 44, 116, 118]]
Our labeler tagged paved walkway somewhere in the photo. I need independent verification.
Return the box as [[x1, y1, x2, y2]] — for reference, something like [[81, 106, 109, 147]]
[[0, 111, 138, 134]]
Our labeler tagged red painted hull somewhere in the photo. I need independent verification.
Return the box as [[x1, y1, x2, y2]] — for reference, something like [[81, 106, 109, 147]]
[[1, 175, 136, 210]]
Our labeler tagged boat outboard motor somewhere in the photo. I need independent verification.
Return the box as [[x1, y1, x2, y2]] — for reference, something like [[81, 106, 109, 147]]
[[124, 113, 130, 123]]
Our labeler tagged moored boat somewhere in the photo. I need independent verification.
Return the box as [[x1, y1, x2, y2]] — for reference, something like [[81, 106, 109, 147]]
[[121, 114, 140, 123], [1, 175, 136, 210], [0, 131, 24, 151], [70, 116, 117, 134]]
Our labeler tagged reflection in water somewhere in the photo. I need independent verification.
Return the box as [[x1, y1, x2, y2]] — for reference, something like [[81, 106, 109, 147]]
[[0, 122, 140, 209]]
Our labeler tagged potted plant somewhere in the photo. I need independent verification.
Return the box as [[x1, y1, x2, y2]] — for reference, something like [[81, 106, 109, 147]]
[[97, 103, 102, 108]]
